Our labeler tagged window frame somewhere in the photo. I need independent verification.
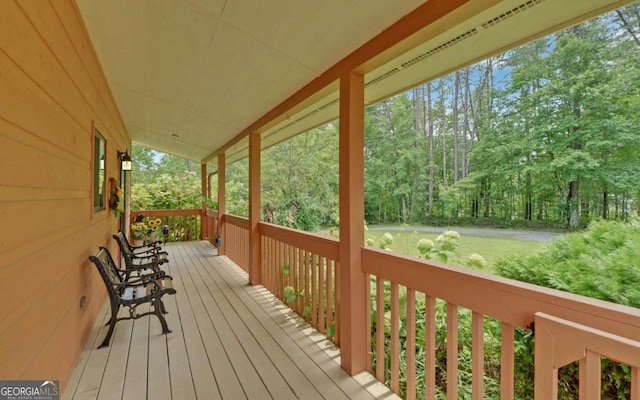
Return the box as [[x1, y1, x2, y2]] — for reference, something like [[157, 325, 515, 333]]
[[93, 128, 106, 212]]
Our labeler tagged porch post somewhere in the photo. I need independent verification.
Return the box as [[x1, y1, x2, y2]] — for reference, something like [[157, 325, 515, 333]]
[[217, 153, 226, 256], [338, 70, 366, 375], [201, 163, 208, 240], [248, 130, 262, 285]]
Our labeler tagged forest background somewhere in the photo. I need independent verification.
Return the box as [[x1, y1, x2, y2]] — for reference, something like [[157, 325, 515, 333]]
[[132, 4, 640, 233]]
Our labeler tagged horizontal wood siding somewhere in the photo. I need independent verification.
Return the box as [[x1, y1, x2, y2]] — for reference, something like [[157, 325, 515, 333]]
[[0, 0, 129, 392]]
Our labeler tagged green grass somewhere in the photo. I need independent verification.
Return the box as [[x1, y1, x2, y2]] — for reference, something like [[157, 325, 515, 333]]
[[366, 228, 547, 273]]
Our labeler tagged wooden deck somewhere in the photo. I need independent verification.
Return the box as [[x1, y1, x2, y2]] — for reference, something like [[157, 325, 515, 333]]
[[64, 241, 397, 400]]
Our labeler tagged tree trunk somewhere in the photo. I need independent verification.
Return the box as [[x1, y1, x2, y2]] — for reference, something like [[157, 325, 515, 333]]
[[427, 83, 434, 214], [462, 68, 470, 178], [453, 71, 460, 182], [567, 180, 580, 228], [439, 81, 448, 189], [616, 9, 640, 47]]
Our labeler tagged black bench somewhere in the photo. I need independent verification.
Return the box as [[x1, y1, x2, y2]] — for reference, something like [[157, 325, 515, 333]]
[[115, 229, 165, 255], [112, 232, 168, 280], [89, 247, 176, 348]]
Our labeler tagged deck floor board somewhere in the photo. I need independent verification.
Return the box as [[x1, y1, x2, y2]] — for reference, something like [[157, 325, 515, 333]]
[[64, 241, 397, 400]]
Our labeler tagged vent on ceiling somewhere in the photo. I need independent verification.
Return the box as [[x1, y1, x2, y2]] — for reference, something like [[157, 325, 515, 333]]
[[401, 28, 479, 70], [482, 0, 546, 29], [365, 67, 401, 88]]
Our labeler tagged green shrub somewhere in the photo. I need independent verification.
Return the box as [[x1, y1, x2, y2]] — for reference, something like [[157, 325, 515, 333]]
[[495, 219, 640, 398]]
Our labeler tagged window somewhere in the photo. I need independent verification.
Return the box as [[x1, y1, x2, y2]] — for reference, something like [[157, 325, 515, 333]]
[[93, 129, 106, 211]]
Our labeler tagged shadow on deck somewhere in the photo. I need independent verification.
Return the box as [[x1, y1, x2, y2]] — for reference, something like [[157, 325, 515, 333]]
[[64, 241, 397, 400]]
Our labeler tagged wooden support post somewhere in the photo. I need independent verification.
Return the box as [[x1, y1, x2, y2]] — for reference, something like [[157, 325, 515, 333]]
[[201, 163, 208, 240], [338, 70, 366, 375], [249, 130, 262, 285], [217, 153, 226, 256]]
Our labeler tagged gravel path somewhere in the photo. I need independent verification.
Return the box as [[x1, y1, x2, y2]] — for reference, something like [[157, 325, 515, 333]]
[[368, 225, 564, 243]]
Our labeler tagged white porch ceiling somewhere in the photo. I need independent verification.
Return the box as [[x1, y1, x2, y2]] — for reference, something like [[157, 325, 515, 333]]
[[76, 0, 636, 165]]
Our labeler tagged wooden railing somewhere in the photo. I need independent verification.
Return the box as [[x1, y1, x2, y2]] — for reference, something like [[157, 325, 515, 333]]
[[534, 312, 640, 400], [260, 222, 340, 344], [131, 209, 202, 242], [224, 215, 249, 272], [362, 247, 640, 399]]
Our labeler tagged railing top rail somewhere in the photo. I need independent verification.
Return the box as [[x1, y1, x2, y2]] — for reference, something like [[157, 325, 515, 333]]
[[259, 222, 339, 260], [131, 209, 201, 217], [363, 247, 640, 341], [224, 214, 250, 229], [535, 312, 640, 369]]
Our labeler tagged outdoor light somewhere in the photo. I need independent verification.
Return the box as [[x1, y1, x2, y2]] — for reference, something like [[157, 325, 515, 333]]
[[118, 150, 132, 171]]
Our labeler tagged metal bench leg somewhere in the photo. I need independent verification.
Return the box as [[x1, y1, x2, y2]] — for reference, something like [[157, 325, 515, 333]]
[[153, 297, 172, 334], [99, 300, 119, 348], [104, 304, 121, 326], [158, 299, 168, 314]]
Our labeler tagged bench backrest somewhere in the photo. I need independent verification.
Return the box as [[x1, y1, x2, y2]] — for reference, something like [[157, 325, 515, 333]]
[[89, 248, 124, 298], [113, 231, 136, 260]]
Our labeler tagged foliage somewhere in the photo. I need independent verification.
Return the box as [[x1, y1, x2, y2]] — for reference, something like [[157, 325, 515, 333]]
[[131, 145, 216, 212], [110, 184, 124, 217], [367, 232, 394, 250], [494, 219, 640, 398], [495, 219, 640, 307], [417, 230, 461, 262], [130, 221, 148, 240], [261, 125, 339, 230], [130, 218, 163, 242]]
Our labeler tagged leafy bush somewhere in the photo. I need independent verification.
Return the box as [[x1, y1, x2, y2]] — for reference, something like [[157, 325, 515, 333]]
[[495, 219, 640, 398], [495, 219, 640, 307], [132, 172, 201, 210]]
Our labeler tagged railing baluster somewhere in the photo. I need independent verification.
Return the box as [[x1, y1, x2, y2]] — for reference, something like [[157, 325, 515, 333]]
[[327, 259, 334, 341], [472, 311, 484, 400], [292, 246, 298, 314], [271, 239, 277, 297], [582, 352, 601, 400], [366, 273, 372, 372], [303, 250, 310, 322], [277, 241, 283, 301], [501, 322, 515, 400], [265, 237, 271, 292], [631, 366, 640, 400], [425, 295, 436, 400], [334, 260, 340, 347], [376, 277, 385, 383], [298, 249, 307, 318], [406, 288, 416, 400], [311, 253, 318, 329], [319, 256, 326, 334], [391, 282, 400, 394], [447, 303, 458, 400]]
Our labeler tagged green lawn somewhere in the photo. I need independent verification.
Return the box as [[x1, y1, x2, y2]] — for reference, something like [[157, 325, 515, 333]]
[[365, 228, 547, 273]]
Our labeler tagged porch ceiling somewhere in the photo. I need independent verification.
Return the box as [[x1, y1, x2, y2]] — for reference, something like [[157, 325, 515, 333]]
[[76, 0, 635, 165]]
